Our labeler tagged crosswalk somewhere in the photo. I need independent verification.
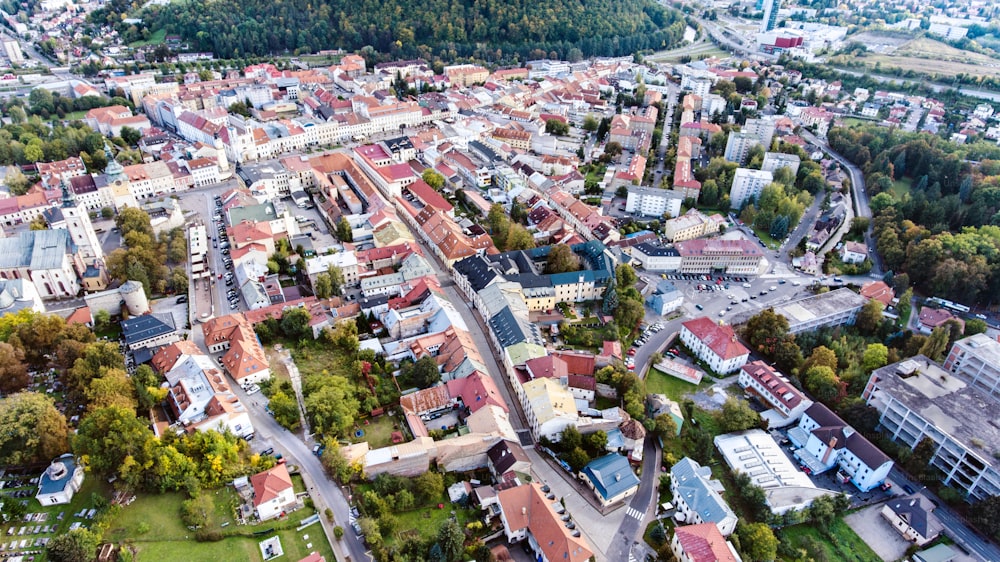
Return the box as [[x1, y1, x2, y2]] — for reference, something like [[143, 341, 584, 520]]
[[625, 506, 644, 520]]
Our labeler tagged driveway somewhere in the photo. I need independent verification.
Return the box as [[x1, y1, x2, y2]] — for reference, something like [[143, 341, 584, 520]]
[[844, 504, 910, 562]]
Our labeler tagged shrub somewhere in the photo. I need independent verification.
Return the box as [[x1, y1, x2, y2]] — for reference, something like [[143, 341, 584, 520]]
[[194, 530, 224, 542]]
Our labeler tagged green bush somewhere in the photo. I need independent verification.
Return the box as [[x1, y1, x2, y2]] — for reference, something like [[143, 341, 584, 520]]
[[194, 529, 224, 542]]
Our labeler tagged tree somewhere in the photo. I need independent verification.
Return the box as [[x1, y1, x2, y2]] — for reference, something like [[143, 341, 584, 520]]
[[653, 413, 678, 438], [0, 342, 29, 394], [405, 355, 442, 388], [856, 299, 884, 335], [803, 366, 843, 404], [0, 392, 69, 466], [545, 118, 569, 136], [719, 397, 760, 432], [85, 368, 137, 411], [965, 318, 988, 336], [919, 325, 951, 362], [304, 379, 359, 438], [862, 343, 889, 373], [582, 114, 600, 132], [280, 307, 312, 340], [413, 470, 444, 503], [437, 519, 464, 562], [72, 405, 154, 479], [897, 288, 913, 323], [4, 167, 30, 196], [544, 244, 581, 274], [505, 224, 536, 250], [181, 493, 214, 527], [802, 345, 838, 374], [743, 308, 790, 356], [336, 218, 353, 242], [228, 100, 252, 118], [47, 528, 100, 562], [269, 390, 301, 430], [314, 273, 333, 299], [968, 495, 1000, 538], [604, 141, 623, 159], [613, 299, 644, 337], [422, 169, 445, 190], [737, 522, 778, 562], [120, 126, 142, 146], [133, 364, 167, 410], [328, 267, 345, 296]]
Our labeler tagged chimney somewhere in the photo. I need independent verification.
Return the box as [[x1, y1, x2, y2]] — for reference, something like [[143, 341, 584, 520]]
[[521, 506, 527, 515], [821, 436, 837, 465]]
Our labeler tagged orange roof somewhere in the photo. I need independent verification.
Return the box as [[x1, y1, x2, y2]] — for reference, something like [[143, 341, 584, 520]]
[[250, 463, 293, 508], [399, 385, 451, 414], [674, 523, 738, 562], [682, 317, 749, 361], [497, 484, 592, 562], [151, 340, 203, 373], [860, 281, 894, 307], [446, 371, 507, 413], [65, 306, 92, 326]]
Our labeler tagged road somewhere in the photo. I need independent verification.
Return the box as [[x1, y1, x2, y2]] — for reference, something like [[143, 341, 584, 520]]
[[887, 467, 1000, 562], [799, 129, 883, 277], [605, 438, 662, 562]]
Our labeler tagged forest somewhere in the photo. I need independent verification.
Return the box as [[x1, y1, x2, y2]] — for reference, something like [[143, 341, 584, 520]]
[[94, 0, 687, 63], [828, 123, 1000, 304]]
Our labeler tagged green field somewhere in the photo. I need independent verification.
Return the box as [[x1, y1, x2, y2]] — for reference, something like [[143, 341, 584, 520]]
[[129, 29, 167, 48], [104, 488, 334, 562], [778, 518, 882, 562], [645, 368, 705, 402], [63, 110, 89, 121], [890, 178, 911, 199]]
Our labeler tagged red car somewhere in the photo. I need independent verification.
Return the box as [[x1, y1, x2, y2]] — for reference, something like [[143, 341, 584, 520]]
[[627, 348, 637, 356]]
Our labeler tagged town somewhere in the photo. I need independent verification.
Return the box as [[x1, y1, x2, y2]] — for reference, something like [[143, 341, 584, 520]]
[[0, 0, 999, 561]]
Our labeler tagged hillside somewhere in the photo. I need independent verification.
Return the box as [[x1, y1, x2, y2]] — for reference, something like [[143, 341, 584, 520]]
[[128, 0, 686, 62]]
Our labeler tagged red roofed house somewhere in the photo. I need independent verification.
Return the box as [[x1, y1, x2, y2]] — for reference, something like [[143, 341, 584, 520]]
[[738, 361, 811, 423], [680, 317, 749, 375], [250, 463, 296, 521], [671, 523, 742, 562], [497, 483, 593, 562], [446, 371, 508, 414], [918, 307, 963, 335], [860, 281, 895, 307]]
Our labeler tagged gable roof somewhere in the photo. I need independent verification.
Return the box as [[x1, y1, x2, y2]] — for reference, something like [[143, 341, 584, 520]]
[[581, 454, 640, 500], [446, 371, 508, 413], [122, 313, 176, 346], [671, 457, 736, 527], [487, 439, 530, 475], [885, 495, 940, 538], [674, 523, 739, 562], [682, 317, 749, 360], [496, 483, 593, 562], [250, 463, 293, 508]]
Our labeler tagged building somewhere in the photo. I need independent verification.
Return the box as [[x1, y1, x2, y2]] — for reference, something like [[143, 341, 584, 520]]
[[715, 430, 833, 514], [770, 288, 867, 334], [521, 377, 578, 442], [679, 317, 749, 375], [860, 281, 895, 307], [670, 457, 738, 536], [2, 38, 23, 64], [841, 241, 868, 264], [629, 243, 681, 272], [671, 523, 742, 562], [761, 0, 782, 33], [251, 464, 297, 521], [917, 307, 962, 335], [881, 495, 943, 546], [625, 186, 684, 219], [788, 402, 893, 492], [579, 454, 640, 507], [646, 279, 683, 315], [674, 239, 764, 275], [0, 229, 81, 300], [487, 440, 531, 482], [496, 483, 593, 562], [122, 313, 179, 350], [729, 168, 774, 209], [863, 356, 1000, 500], [738, 361, 812, 426], [761, 152, 800, 176], [663, 209, 722, 242], [723, 131, 761, 166], [945, 333, 1000, 402], [35, 454, 84, 506]]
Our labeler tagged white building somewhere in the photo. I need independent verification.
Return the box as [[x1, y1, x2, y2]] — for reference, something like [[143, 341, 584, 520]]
[[679, 317, 749, 375], [729, 168, 773, 210], [629, 243, 681, 272], [761, 152, 800, 176], [35, 455, 84, 506], [944, 333, 1000, 402], [723, 131, 761, 166], [771, 288, 866, 334], [251, 464, 297, 521], [670, 457, 738, 536], [738, 361, 812, 427], [521, 377, 578, 442], [625, 186, 683, 219]]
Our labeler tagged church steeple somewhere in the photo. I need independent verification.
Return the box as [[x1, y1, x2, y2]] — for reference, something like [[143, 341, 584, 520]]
[[60, 176, 76, 208], [104, 141, 127, 184]]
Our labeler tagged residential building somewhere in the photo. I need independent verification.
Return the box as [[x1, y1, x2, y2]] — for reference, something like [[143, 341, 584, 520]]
[[663, 209, 723, 242], [761, 152, 800, 176], [788, 402, 893, 492], [251, 464, 297, 521], [679, 317, 749, 375], [625, 186, 684, 219], [729, 168, 773, 209], [917, 307, 962, 335], [580, 454, 640, 507], [944, 333, 1000, 402], [743, 118, 776, 149], [761, 0, 781, 32], [881, 495, 943, 546], [487, 440, 531, 482], [521, 377, 578, 442], [36, 455, 84, 506], [860, 281, 895, 307], [670, 457, 738, 536], [723, 131, 760, 165], [841, 241, 868, 264], [770, 288, 867, 334], [496, 483, 593, 562], [738, 361, 812, 425], [674, 239, 764, 275], [863, 356, 1000, 500], [646, 279, 683, 315], [0, 229, 81, 300], [671, 523, 742, 562], [647, 394, 683, 437]]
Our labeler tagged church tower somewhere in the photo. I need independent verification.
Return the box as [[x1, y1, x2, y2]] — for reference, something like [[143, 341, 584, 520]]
[[59, 176, 104, 262]]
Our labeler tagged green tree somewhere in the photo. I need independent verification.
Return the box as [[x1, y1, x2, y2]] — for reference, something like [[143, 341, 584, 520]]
[[269, 390, 301, 430], [304, 378, 359, 438], [719, 397, 759, 432], [919, 325, 950, 362], [742, 308, 790, 356], [802, 345, 838, 374], [336, 217, 353, 242], [314, 273, 333, 299], [653, 413, 679, 438], [405, 355, 442, 388], [862, 343, 889, 373], [280, 307, 312, 340], [120, 126, 142, 146], [437, 519, 464, 562], [965, 318, 988, 336], [0, 392, 69, 466], [855, 299, 884, 335], [413, 470, 444, 503], [228, 101, 252, 118], [803, 365, 843, 404], [545, 119, 569, 136], [46, 527, 100, 562], [737, 522, 778, 562], [582, 114, 600, 132], [181, 492, 215, 527], [72, 405, 154, 480], [505, 224, 536, 250], [544, 244, 581, 274], [422, 168, 445, 190], [0, 342, 29, 394]]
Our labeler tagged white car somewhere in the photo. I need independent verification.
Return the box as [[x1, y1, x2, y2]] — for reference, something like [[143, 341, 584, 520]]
[[246, 385, 261, 395], [742, 283, 752, 288]]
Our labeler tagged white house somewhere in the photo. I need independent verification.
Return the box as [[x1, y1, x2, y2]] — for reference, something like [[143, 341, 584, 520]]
[[251, 464, 297, 521], [679, 317, 750, 375], [36, 455, 84, 506], [670, 457, 738, 536], [881, 495, 943, 546]]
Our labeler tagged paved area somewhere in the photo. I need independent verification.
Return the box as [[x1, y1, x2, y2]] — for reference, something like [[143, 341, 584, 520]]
[[843, 504, 910, 562]]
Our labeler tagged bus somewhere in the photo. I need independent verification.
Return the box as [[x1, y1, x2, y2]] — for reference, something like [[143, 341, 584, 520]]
[[926, 297, 971, 314]]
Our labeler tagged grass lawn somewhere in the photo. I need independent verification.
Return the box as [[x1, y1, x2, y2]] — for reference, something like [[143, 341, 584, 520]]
[[391, 504, 475, 547], [290, 340, 354, 380], [105, 488, 334, 562], [890, 178, 911, 199], [129, 28, 167, 48], [645, 368, 705, 402], [778, 518, 881, 562], [64, 110, 88, 121], [349, 413, 406, 449], [753, 226, 780, 249]]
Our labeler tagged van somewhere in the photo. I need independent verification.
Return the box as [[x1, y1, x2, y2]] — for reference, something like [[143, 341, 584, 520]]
[[695, 304, 704, 310]]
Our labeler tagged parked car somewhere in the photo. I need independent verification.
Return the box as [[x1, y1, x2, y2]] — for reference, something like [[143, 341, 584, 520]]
[[261, 447, 274, 456], [246, 385, 261, 395]]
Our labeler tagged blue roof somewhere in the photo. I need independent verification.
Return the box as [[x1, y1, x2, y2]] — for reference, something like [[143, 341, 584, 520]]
[[582, 454, 639, 501], [605, 428, 625, 450], [625, 230, 654, 239], [38, 455, 78, 496], [670, 457, 736, 525], [121, 313, 175, 346]]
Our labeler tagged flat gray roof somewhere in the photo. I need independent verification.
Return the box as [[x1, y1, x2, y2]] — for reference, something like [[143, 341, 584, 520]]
[[872, 356, 1000, 469], [773, 288, 866, 327]]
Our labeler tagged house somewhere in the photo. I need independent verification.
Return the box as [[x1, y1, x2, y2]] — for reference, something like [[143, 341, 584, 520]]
[[121, 313, 179, 350], [670, 457, 738, 536], [881, 495, 943, 546], [646, 394, 683, 436], [36, 454, 84, 506], [671, 523, 742, 562], [679, 317, 749, 375], [738, 361, 812, 426], [788, 402, 893, 492], [841, 241, 868, 264], [496, 483, 593, 562], [646, 280, 683, 315], [917, 307, 962, 335], [521, 377, 578, 442], [618, 419, 647, 462], [251, 463, 297, 521], [860, 281, 895, 307], [487, 440, 531, 482], [579, 454, 640, 507]]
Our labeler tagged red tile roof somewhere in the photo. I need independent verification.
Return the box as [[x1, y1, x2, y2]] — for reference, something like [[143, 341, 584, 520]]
[[674, 523, 738, 562], [682, 317, 749, 361], [250, 463, 293, 508]]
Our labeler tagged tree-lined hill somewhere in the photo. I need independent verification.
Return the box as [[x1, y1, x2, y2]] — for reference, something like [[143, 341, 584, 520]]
[[97, 0, 686, 62]]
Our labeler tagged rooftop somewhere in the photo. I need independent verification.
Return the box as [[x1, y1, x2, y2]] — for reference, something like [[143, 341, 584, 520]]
[[674, 523, 740, 562], [771, 288, 867, 329], [582, 454, 639, 501], [122, 313, 176, 346]]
